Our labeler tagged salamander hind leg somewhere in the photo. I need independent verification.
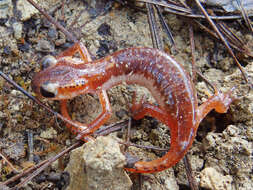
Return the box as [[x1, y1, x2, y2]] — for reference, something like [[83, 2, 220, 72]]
[[213, 87, 236, 113], [130, 92, 168, 122], [196, 87, 236, 127], [126, 92, 181, 173]]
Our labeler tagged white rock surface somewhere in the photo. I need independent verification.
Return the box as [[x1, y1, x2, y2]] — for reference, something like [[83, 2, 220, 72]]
[[65, 136, 132, 190]]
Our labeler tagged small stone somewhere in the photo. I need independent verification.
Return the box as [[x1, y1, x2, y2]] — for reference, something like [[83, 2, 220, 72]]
[[3, 45, 11, 55], [65, 136, 132, 190], [141, 169, 179, 190], [17, 0, 39, 21], [36, 39, 55, 53], [51, 160, 59, 170], [3, 142, 26, 160], [8, 96, 23, 111], [0, 0, 13, 19], [35, 174, 46, 184], [65, 139, 71, 146], [47, 172, 61, 183], [47, 28, 58, 39], [10, 90, 22, 96], [115, 109, 128, 119], [40, 128, 57, 139], [223, 125, 239, 136], [18, 42, 30, 52], [0, 184, 10, 190], [200, 167, 233, 190], [12, 22, 23, 39], [129, 22, 137, 32], [202, 132, 218, 151], [97, 23, 111, 36], [55, 38, 66, 46]]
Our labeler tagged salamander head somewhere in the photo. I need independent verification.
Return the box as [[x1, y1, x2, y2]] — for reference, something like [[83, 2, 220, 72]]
[[32, 55, 91, 100]]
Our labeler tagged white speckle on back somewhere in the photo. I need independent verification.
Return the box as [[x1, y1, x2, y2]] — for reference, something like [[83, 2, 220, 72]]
[[157, 51, 196, 124]]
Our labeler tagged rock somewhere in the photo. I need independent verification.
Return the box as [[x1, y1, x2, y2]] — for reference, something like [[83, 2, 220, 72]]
[[40, 127, 57, 139], [65, 136, 132, 190], [36, 39, 55, 53], [47, 172, 61, 183], [13, 22, 23, 39], [0, 0, 13, 19], [201, 0, 253, 12], [141, 169, 179, 190], [17, 0, 39, 21], [0, 184, 10, 190], [3, 142, 26, 160], [224, 62, 253, 125], [200, 167, 233, 190]]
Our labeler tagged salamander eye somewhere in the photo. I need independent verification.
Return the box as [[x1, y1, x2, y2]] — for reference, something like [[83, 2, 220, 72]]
[[41, 55, 57, 70]]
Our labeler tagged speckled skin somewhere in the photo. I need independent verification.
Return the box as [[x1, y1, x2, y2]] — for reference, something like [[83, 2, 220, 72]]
[[32, 44, 234, 173]]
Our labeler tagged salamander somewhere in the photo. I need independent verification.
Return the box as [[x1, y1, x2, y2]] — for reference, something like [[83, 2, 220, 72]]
[[32, 42, 234, 173]]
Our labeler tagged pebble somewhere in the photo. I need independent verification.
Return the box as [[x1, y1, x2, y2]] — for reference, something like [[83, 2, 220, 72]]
[[40, 127, 57, 139], [200, 167, 233, 190], [18, 42, 30, 52], [13, 22, 23, 39], [35, 173, 46, 184], [3, 45, 11, 55], [0, 0, 13, 19], [16, 0, 39, 21], [97, 23, 111, 36], [36, 39, 55, 53], [11, 90, 22, 96], [47, 172, 61, 183], [223, 125, 239, 136], [65, 136, 132, 190], [115, 109, 128, 119], [0, 184, 10, 190], [3, 142, 25, 160], [201, 0, 253, 12], [47, 28, 58, 39]]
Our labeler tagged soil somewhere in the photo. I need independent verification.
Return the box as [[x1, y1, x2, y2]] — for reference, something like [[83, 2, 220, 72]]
[[0, 0, 252, 190]]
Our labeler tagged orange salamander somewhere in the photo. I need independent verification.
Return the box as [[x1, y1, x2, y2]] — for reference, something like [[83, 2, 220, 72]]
[[32, 42, 234, 173]]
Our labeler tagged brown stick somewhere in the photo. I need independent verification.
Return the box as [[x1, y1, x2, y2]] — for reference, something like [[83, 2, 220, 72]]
[[26, 0, 77, 43], [194, 0, 250, 86]]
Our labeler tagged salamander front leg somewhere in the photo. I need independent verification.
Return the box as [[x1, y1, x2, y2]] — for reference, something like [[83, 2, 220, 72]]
[[58, 42, 94, 141], [75, 90, 112, 139], [56, 42, 92, 62], [60, 99, 94, 142]]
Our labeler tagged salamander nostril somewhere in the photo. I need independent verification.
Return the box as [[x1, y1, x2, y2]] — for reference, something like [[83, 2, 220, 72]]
[[40, 86, 55, 98]]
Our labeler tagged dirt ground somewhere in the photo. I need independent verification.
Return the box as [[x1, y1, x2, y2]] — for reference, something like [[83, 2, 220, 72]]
[[0, 0, 252, 190]]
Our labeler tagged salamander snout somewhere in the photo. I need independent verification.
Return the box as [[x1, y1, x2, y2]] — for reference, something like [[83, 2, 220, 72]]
[[40, 86, 55, 98], [39, 81, 59, 98]]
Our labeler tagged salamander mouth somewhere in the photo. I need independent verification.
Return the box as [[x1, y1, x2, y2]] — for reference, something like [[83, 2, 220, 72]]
[[40, 86, 56, 98]]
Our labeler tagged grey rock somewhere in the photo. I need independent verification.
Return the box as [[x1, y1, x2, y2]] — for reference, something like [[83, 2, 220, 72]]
[[65, 136, 132, 190], [0, 0, 12, 19], [17, 0, 39, 21]]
